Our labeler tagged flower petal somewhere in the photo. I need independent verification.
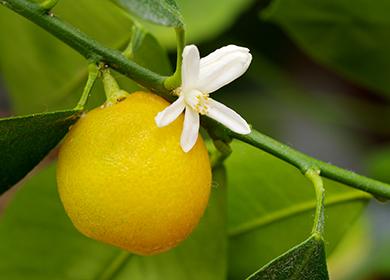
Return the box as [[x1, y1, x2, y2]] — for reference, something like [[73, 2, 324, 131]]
[[155, 96, 185, 127], [198, 45, 252, 94], [206, 98, 251, 134], [180, 107, 200, 152], [200, 45, 250, 68], [182, 45, 200, 92]]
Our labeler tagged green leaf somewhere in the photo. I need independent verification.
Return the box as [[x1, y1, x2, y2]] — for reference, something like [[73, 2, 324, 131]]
[[0, 164, 226, 279], [145, 0, 254, 48], [123, 26, 172, 75], [366, 146, 390, 183], [0, 109, 80, 194], [0, 0, 131, 113], [0, 164, 120, 279], [111, 0, 184, 28], [0, 0, 170, 114], [227, 141, 370, 279], [261, 0, 390, 96], [111, 26, 173, 94], [0, 0, 247, 114], [326, 217, 371, 280], [247, 234, 329, 280]]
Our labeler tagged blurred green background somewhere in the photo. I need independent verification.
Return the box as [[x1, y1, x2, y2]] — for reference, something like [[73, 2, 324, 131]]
[[0, 0, 390, 279]]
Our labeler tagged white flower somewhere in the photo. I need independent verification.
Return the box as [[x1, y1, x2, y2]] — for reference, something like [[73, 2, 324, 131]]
[[155, 44, 252, 152]]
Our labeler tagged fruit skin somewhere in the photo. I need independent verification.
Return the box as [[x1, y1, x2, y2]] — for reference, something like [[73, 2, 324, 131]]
[[57, 92, 211, 255]]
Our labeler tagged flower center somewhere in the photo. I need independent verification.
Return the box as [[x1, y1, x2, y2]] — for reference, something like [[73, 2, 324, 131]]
[[183, 89, 209, 115]]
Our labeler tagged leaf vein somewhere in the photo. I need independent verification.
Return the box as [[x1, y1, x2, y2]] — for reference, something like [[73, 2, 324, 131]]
[[228, 192, 370, 237]]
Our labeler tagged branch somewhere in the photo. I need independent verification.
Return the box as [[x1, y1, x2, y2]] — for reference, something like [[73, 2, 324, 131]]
[[231, 129, 390, 199], [3, 0, 390, 200], [1, 0, 168, 94]]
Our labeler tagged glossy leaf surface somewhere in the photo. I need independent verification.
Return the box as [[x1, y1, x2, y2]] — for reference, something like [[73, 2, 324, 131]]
[[247, 235, 329, 280], [111, 0, 184, 28], [0, 110, 80, 194], [262, 0, 390, 96]]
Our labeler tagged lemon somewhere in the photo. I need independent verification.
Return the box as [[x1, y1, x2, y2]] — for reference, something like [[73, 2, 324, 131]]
[[57, 92, 212, 255]]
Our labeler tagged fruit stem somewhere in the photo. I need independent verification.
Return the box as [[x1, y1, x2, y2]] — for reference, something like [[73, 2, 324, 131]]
[[102, 68, 129, 106], [3, 0, 390, 200]]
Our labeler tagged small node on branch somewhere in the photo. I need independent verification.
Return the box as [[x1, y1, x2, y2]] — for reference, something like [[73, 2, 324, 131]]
[[39, 0, 59, 12]]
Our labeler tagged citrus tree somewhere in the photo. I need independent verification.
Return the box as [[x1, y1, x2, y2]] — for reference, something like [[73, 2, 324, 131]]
[[0, 0, 389, 279]]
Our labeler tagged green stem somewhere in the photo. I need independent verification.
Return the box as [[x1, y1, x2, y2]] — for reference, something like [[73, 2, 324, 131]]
[[101, 69, 129, 105], [210, 140, 232, 168], [75, 63, 99, 110], [305, 169, 325, 236], [122, 25, 145, 60], [96, 251, 131, 280], [3, 0, 390, 201], [1, 0, 168, 94], [229, 191, 370, 237], [164, 28, 185, 90], [230, 129, 390, 199]]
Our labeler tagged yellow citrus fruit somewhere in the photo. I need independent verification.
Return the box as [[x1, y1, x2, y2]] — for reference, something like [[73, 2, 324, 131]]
[[57, 92, 211, 255]]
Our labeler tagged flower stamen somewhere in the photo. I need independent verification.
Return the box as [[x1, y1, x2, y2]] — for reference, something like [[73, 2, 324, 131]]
[[182, 89, 210, 115], [156, 44, 252, 152], [194, 93, 209, 115]]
